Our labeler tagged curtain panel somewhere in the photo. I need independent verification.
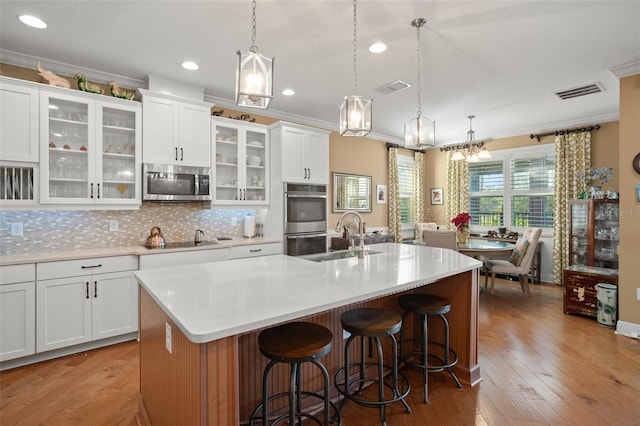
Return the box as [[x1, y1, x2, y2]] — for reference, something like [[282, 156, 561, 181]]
[[388, 148, 402, 242], [552, 132, 591, 284], [445, 152, 470, 227], [414, 151, 425, 224]]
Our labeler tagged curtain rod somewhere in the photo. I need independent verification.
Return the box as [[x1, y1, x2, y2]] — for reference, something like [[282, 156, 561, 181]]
[[385, 142, 427, 152], [530, 124, 600, 142]]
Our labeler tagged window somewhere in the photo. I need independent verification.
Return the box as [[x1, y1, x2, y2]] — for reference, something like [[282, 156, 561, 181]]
[[397, 154, 416, 225], [468, 146, 554, 229]]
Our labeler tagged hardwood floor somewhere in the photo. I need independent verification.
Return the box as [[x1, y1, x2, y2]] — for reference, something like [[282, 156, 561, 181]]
[[1, 278, 639, 425]]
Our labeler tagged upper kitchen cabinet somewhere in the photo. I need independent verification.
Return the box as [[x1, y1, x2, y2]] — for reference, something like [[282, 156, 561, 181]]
[[269, 122, 329, 185], [138, 89, 213, 168], [39, 90, 141, 205], [0, 77, 39, 163], [212, 117, 269, 205]]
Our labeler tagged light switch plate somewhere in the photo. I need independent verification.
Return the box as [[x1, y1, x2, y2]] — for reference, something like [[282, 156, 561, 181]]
[[109, 220, 119, 232], [165, 322, 172, 354], [637, 288, 640, 301], [11, 222, 23, 236]]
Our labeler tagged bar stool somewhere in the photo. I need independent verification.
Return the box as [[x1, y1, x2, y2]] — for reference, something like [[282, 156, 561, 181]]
[[334, 308, 411, 425], [399, 293, 462, 404], [249, 321, 341, 425]]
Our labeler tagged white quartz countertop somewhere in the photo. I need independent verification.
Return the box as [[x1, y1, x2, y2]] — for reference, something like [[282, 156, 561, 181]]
[[135, 243, 482, 344], [0, 237, 280, 266]]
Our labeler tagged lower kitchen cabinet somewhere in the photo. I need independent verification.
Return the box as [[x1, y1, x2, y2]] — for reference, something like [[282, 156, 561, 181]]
[[0, 264, 36, 362], [229, 242, 282, 259], [563, 265, 618, 318], [138, 247, 230, 270], [36, 256, 138, 353]]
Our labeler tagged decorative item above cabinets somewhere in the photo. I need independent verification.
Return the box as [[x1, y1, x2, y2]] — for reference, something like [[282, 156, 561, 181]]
[[138, 89, 213, 169]]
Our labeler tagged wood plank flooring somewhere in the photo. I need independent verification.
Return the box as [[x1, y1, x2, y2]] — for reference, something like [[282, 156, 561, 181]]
[[1, 278, 639, 425]]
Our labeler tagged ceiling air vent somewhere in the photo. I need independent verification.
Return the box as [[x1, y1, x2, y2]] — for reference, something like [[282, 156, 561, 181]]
[[555, 82, 604, 100], [374, 80, 411, 95]]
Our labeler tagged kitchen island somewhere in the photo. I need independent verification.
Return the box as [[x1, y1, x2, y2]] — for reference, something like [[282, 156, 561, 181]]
[[135, 242, 482, 425]]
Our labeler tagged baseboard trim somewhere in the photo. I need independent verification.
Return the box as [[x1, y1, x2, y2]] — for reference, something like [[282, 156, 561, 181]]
[[615, 320, 640, 339]]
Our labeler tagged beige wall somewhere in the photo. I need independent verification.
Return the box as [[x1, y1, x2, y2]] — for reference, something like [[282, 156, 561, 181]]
[[618, 74, 640, 326]]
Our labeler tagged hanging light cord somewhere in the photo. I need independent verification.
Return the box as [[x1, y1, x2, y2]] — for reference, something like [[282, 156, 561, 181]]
[[352, 0, 358, 95], [250, 0, 258, 53], [413, 18, 426, 119]]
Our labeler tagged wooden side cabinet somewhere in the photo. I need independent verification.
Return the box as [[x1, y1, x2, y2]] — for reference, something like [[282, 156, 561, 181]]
[[563, 265, 618, 318]]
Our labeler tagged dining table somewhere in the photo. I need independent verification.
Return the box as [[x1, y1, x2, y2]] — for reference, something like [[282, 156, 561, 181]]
[[457, 238, 516, 260]]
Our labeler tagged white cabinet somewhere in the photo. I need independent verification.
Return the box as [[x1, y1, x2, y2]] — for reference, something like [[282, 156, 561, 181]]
[[228, 242, 282, 259], [36, 256, 138, 353], [139, 89, 212, 168], [0, 77, 39, 163], [138, 247, 230, 270], [270, 122, 330, 184], [212, 117, 269, 205], [39, 90, 141, 205], [0, 264, 36, 362]]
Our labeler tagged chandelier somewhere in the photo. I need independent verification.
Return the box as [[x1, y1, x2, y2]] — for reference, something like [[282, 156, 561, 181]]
[[439, 115, 491, 162], [404, 18, 435, 149], [236, 0, 274, 109], [339, 0, 372, 136]]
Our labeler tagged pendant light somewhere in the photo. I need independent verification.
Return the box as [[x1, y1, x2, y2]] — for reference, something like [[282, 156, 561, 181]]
[[440, 115, 492, 162], [236, 0, 274, 109], [404, 18, 435, 149], [340, 0, 372, 137]]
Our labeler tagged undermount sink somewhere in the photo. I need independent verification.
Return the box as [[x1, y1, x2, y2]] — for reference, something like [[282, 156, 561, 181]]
[[300, 249, 382, 262]]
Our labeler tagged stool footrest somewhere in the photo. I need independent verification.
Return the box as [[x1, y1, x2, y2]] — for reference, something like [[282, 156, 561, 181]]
[[335, 363, 411, 408], [250, 390, 341, 426]]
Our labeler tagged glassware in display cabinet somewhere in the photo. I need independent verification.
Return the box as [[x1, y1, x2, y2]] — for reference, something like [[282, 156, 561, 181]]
[[244, 129, 266, 202], [101, 107, 136, 199], [568, 199, 619, 269]]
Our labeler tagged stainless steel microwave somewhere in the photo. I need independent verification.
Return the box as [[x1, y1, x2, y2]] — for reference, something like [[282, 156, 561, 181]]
[[143, 163, 211, 201]]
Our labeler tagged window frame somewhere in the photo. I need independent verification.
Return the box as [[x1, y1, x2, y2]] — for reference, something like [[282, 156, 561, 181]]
[[397, 153, 416, 233], [468, 144, 555, 234]]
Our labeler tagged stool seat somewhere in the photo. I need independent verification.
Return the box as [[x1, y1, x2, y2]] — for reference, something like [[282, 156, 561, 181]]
[[340, 308, 402, 337], [259, 322, 333, 362], [398, 294, 450, 316]]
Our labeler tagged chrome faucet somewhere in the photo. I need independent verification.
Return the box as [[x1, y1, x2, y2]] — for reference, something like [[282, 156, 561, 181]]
[[335, 211, 366, 258]]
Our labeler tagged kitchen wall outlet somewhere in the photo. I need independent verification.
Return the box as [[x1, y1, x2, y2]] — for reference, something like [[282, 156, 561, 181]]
[[231, 217, 238, 226], [165, 322, 172, 354], [109, 220, 119, 232], [10, 222, 23, 236], [637, 288, 640, 301], [343, 330, 351, 340]]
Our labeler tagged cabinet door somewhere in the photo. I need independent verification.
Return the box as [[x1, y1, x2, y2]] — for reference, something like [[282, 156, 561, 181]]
[[0, 282, 36, 361], [179, 103, 211, 167], [40, 92, 94, 204], [569, 202, 588, 266], [281, 127, 306, 182], [304, 131, 329, 184], [593, 201, 619, 269], [37, 276, 92, 352], [92, 271, 138, 339], [97, 103, 141, 203], [142, 96, 178, 164], [0, 80, 39, 163], [213, 121, 242, 203]]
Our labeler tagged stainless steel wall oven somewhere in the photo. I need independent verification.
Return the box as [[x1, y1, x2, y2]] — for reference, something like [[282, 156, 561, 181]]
[[284, 183, 327, 256]]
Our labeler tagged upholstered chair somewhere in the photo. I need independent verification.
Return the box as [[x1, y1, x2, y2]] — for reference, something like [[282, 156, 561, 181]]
[[421, 229, 458, 251], [414, 222, 438, 241], [483, 227, 542, 296]]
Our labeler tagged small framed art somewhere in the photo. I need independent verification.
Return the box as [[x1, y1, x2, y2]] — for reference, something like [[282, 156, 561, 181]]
[[430, 188, 444, 205], [376, 185, 387, 204]]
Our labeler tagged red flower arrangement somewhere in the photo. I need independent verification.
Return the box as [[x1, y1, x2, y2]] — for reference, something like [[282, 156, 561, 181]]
[[451, 212, 472, 232]]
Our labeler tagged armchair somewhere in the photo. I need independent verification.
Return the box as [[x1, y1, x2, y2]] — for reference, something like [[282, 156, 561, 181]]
[[484, 227, 542, 296]]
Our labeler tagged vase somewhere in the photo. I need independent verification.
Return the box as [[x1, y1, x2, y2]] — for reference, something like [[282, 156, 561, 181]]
[[457, 228, 469, 244]]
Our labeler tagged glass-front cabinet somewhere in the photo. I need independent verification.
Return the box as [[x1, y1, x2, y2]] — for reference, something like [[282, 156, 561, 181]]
[[568, 199, 619, 269], [40, 91, 141, 205], [212, 117, 268, 205]]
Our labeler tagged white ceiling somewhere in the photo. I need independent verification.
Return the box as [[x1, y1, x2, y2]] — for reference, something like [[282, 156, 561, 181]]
[[1, 1, 639, 146]]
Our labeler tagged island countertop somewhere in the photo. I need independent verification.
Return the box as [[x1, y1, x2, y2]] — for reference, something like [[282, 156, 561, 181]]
[[134, 242, 482, 344]]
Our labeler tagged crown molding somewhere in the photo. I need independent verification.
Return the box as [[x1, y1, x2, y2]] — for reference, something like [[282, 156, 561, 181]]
[[609, 61, 640, 79]]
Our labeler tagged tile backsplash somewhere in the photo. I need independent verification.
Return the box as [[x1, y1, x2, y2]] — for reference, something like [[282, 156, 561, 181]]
[[0, 203, 262, 255]]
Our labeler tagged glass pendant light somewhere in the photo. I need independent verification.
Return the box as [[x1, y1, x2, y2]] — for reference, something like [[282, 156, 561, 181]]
[[404, 18, 435, 149], [236, 0, 274, 109], [340, 0, 372, 137]]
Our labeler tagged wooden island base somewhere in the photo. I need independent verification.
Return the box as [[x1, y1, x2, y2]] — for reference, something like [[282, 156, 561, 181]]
[[137, 269, 479, 425]]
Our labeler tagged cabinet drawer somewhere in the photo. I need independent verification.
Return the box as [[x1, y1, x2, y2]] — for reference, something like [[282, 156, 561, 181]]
[[229, 243, 282, 259], [37, 256, 138, 280], [0, 264, 36, 285], [138, 247, 230, 270]]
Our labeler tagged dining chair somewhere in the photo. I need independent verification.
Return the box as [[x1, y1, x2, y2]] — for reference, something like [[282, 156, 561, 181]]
[[483, 227, 542, 296], [415, 222, 438, 241], [421, 230, 458, 251]]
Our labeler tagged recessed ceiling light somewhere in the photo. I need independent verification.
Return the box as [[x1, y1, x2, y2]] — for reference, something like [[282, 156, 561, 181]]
[[282, 89, 295, 96], [369, 42, 387, 53], [18, 15, 47, 29], [181, 61, 199, 71]]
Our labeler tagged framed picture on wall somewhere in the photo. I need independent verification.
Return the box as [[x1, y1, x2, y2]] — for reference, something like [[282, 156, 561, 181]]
[[431, 188, 444, 205], [376, 185, 387, 204]]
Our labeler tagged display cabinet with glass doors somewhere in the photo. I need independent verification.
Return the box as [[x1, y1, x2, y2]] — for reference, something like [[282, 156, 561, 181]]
[[568, 199, 619, 269]]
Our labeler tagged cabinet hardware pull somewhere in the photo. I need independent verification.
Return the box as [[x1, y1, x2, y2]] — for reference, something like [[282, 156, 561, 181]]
[[81, 264, 102, 269], [90, 183, 94, 199], [97, 183, 100, 199], [94, 281, 97, 298], [249, 249, 262, 253], [175, 147, 178, 161], [86, 282, 89, 299], [180, 147, 184, 161], [308, 168, 311, 180]]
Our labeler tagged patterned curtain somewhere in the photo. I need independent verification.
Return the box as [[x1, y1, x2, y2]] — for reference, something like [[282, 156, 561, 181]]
[[388, 148, 402, 242], [553, 132, 591, 284], [414, 151, 425, 224], [445, 152, 470, 228]]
